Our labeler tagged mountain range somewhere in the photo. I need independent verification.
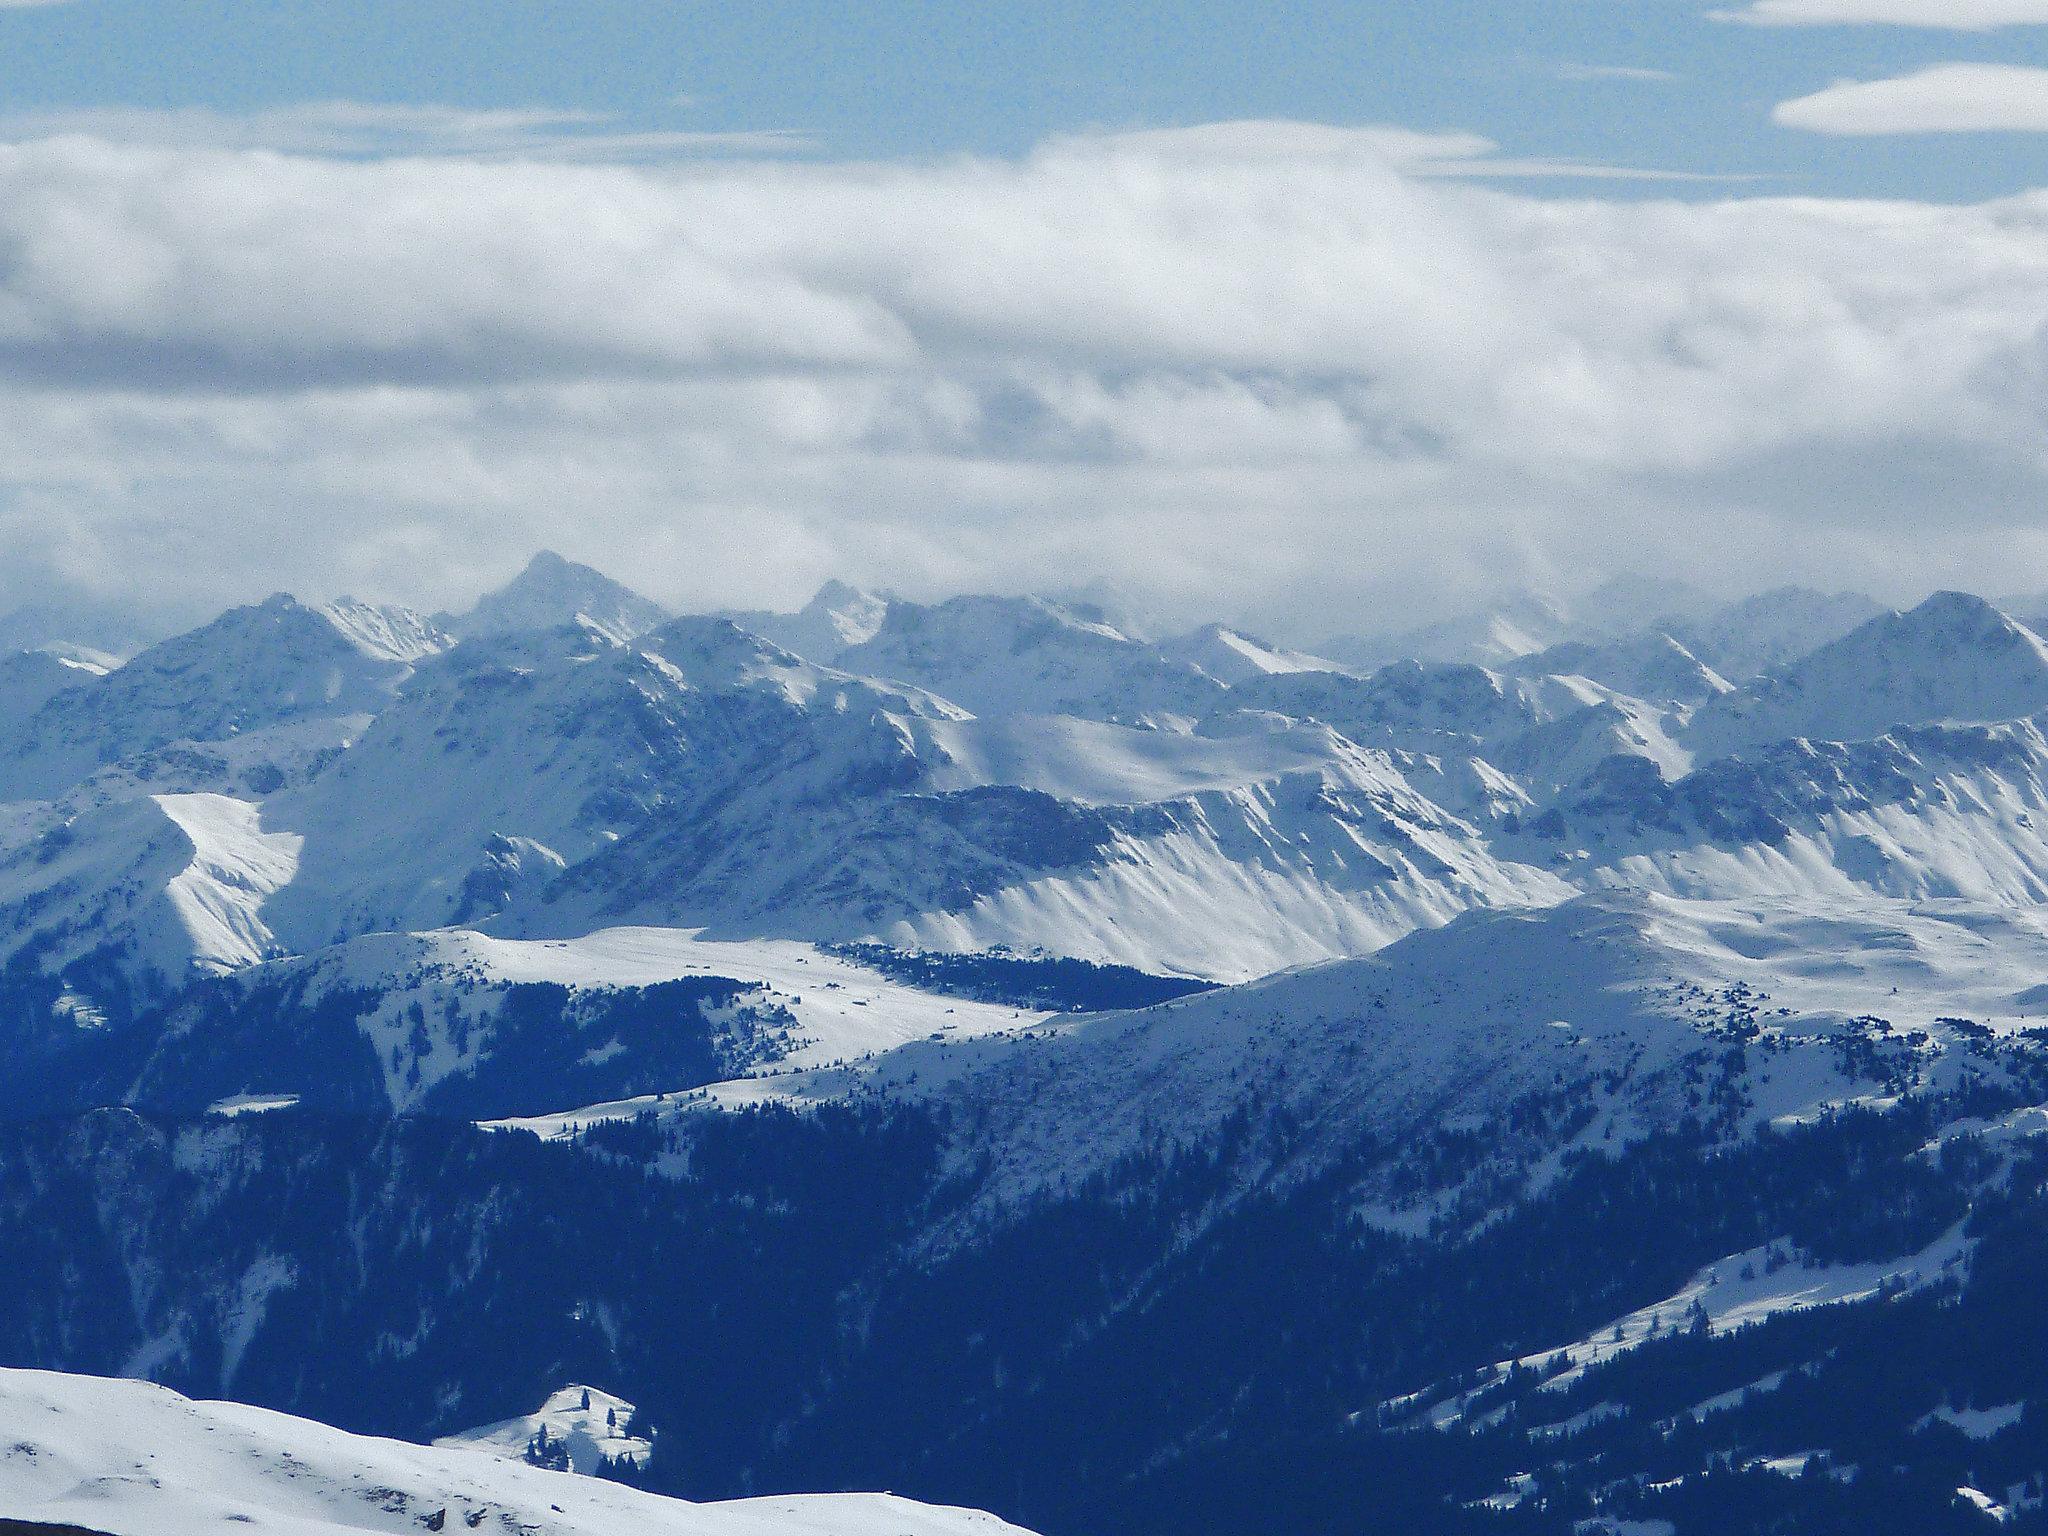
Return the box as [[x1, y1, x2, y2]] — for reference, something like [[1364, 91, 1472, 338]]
[[7, 556, 2048, 1535]]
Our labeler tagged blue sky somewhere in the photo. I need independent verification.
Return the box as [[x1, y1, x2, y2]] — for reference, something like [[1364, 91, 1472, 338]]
[[2, 1, 2046, 198]]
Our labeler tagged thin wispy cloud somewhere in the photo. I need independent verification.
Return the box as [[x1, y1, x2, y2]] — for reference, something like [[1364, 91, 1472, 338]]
[[0, 101, 812, 160], [1554, 64, 1679, 83], [1715, 0, 2048, 27], [1775, 63, 2048, 133]]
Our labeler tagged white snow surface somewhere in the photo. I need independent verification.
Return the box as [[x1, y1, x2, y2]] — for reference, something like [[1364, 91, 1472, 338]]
[[434, 1384, 649, 1475], [1416, 1223, 1974, 1427], [835, 593, 1227, 723], [918, 712, 1345, 807], [0, 1367, 1038, 1536], [1155, 623, 1345, 685], [396, 925, 1041, 1071], [153, 794, 301, 972], [1688, 592, 2048, 760], [520, 891, 2048, 1203], [0, 793, 298, 988], [244, 924, 1045, 1115]]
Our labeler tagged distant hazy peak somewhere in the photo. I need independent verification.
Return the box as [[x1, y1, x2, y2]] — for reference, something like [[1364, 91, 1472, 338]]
[[447, 550, 671, 646]]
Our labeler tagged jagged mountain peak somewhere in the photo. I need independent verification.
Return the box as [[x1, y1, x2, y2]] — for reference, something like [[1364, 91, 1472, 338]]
[[836, 592, 1226, 723], [715, 579, 894, 663], [314, 596, 452, 664], [447, 550, 671, 646], [1511, 629, 1732, 707], [1687, 590, 2048, 760], [1157, 622, 1342, 685]]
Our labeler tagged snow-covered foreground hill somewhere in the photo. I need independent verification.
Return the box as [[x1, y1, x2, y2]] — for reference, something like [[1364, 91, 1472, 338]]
[[0, 1368, 1037, 1536]]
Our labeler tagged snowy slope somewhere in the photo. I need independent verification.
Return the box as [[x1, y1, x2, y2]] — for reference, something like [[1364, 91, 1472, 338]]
[[444, 549, 671, 645], [916, 711, 1348, 806], [1687, 592, 2048, 760], [1401, 1222, 1975, 1431], [1323, 590, 1575, 672], [132, 923, 1050, 1118], [434, 1384, 650, 1474], [0, 792, 297, 990], [0, 595, 418, 803], [1506, 631, 1730, 709], [541, 719, 1569, 981], [835, 594, 1227, 723], [0, 647, 98, 727], [264, 619, 963, 947], [1673, 585, 1884, 682], [315, 599, 451, 664], [719, 580, 892, 664], [1530, 719, 2048, 908], [1155, 623, 1344, 685], [0, 1367, 1039, 1536], [530, 891, 2043, 1217], [1230, 661, 1541, 758]]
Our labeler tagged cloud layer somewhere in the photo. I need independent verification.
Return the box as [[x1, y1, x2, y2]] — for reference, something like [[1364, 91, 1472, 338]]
[[0, 119, 2046, 635], [1775, 63, 2048, 133]]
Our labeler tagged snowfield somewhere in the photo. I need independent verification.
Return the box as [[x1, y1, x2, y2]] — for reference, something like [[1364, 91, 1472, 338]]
[[375, 925, 1045, 1073], [434, 1384, 651, 1476], [0, 1367, 1039, 1536], [508, 890, 2048, 1211]]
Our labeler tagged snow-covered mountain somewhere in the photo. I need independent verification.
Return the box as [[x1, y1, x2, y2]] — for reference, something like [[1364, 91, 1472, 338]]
[[114, 924, 1046, 1119], [719, 579, 893, 664], [1686, 591, 2048, 760], [11, 568, 2048, 1536], [0, 593, 166, 667], [1531, 717, 2048, 908], [9, 573, 2048, 1027], [0, 595, 426, 804], [1154, 623, 1343, 685], [1323, 589, 1576, 672], [1230, 660, 1541, 755], [540, 889, 2042, 1211], [833, 594, 1227, 723], [0, 1367, 1037, 1536], [0, 646, 98, 728], [1505, 630, 1730, 709], [1672, 584, 1887, 682], [442, 549, 671, 645]]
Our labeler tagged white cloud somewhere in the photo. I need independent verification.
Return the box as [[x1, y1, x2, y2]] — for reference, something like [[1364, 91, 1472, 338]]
[[0, 120, 2045, 632], [1717, 0, 2048, 26], [1775, 63, 2048, 133]]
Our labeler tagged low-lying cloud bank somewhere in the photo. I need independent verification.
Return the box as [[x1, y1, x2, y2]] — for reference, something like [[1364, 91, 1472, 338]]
[[1, 119, 2046, 633]]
